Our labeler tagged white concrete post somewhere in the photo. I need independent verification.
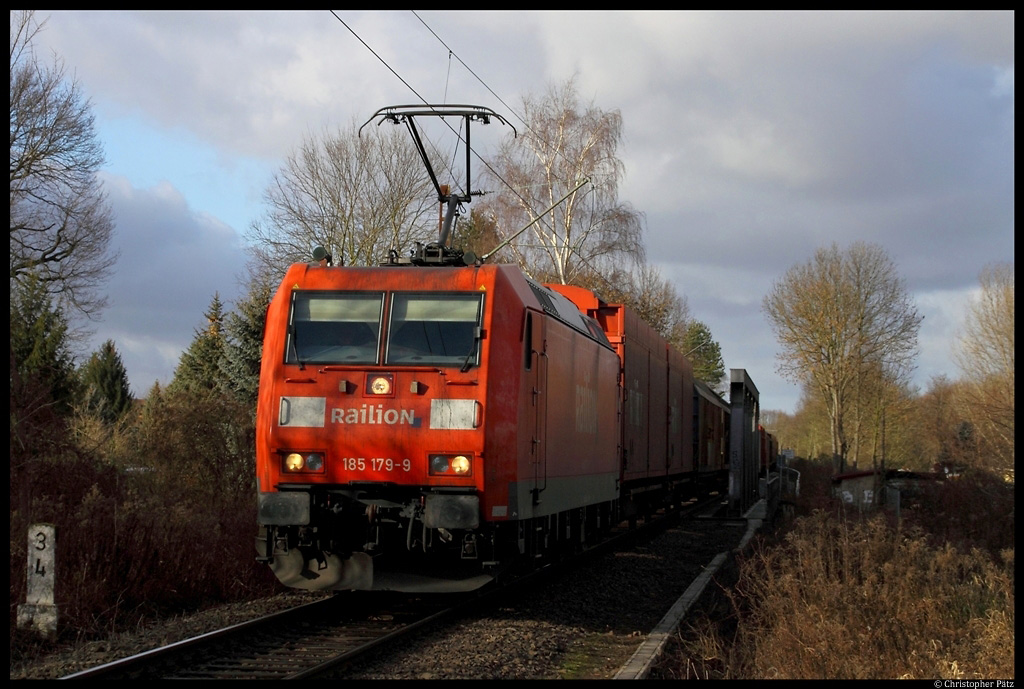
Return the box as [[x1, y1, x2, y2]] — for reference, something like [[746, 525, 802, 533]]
[[16, 524, 58, 638]]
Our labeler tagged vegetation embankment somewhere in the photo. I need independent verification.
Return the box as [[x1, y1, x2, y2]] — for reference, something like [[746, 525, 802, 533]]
[[9, 385, 282, 665], [659, 459, 1014, 680]]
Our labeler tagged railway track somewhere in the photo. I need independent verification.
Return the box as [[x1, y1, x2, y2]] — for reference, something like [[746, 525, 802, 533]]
[[60, 592, 469, 680], [60, 491, 738, 680]]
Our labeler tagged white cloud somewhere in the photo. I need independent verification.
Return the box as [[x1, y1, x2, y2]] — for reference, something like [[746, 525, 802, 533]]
[[79, 173, 249, 394]]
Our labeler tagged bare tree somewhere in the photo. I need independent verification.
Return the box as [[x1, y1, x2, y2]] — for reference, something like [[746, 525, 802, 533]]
[[914, 375, 977, 470], [953, 262, 1014, 476], [9, 10, 116, 317], [847, 358, 917, 469], [247, 121, 439, 274], [481, 77, 645, 284], [955, 263, 1014, 385], [787, 384, 835, 462], [763, 242, 922, 472]]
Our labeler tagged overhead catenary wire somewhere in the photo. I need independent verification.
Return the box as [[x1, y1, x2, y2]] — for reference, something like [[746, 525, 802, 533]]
[[329, 11, 429, 107], [329, 12, 475, 202], [411, 11, 599, 173], [329, 11, 508, 201], [407, 12, 608, 267], [410, 11, 525, 133], [329, 10, 591, 266]]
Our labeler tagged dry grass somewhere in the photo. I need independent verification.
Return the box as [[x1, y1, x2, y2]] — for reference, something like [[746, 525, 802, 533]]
[[661, 462, 1014, 679]]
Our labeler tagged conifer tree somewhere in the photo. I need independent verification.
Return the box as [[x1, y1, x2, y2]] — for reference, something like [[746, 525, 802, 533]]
[[170, 294, 227, 396], [10, 274, 79, 414], [222, 277, 274, 407], [80, 339, 133, 423], [681, 320, 726, 392], [10, 274, 79, 458]]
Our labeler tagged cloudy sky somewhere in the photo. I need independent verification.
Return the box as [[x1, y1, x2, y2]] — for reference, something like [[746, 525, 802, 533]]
[[25, 10, 1014, 415]]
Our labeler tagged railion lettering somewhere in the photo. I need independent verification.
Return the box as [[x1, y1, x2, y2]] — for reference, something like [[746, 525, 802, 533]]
[[331, 404, 418, 426]]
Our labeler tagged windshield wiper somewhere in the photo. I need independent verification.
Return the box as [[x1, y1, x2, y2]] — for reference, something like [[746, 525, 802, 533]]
[[460, 326, 483, 373], [289, 325, 305, 370]]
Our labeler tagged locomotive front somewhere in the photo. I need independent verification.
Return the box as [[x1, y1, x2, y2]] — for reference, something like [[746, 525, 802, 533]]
[[255, 261, 519, 592]]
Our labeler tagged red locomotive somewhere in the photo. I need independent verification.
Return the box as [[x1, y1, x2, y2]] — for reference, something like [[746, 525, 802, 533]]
[[255, 260, 624, 591], [254, 105, 761, 593]]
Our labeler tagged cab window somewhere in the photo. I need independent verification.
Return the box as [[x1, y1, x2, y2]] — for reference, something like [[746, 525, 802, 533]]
[[386, 293, 484, 367], [286, 292, 383, 365]]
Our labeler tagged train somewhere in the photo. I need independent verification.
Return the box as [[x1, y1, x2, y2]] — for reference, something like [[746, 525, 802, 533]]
[[253, 105, 775, 593]]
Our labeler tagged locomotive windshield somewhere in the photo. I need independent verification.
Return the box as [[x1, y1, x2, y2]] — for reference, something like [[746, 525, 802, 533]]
[[284, 291, 484, 368], [286, 291, 383, 365], [385, 293, 484, 367]]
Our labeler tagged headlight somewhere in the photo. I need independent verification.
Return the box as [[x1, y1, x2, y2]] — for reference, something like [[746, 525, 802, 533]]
[[429, 454, 472, 476], [282, 452, 325, 473], [367, 373, 394, 396]]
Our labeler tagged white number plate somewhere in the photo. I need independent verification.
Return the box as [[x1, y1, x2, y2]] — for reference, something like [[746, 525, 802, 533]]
[[342, 457, 412, 472]]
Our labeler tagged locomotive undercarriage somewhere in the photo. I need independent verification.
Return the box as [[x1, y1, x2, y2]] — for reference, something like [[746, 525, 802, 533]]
[[256, 486, 623, 592], [257, 486, 508, 592], [519, 500, 618, 559]]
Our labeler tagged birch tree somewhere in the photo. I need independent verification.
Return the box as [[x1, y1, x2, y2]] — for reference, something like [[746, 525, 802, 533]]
[[482, 78, 645, 284]]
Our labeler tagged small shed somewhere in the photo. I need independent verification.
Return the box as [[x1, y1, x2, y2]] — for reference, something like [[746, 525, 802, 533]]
[[832, 469, 944, 512], [832, 470, 882, 510]]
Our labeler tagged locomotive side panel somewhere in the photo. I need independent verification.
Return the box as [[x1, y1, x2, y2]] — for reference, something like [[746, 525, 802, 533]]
[[520, 311, 620, 518], [647, 329, 669, 479], [511, 307, 544, 522], [479, 269, 537, 524]]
